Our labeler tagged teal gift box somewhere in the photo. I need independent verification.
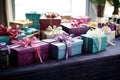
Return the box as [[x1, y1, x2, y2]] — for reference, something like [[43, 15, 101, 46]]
[[50, 39, 83, 60], [0, 34, 26, 45], [81, 34, 107, 53], [26, 12, 41, 22], [26, 12, 42, 29], [0, 36, 10, 44]]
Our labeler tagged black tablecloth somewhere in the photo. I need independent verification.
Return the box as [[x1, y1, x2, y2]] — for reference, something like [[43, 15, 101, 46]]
[[0, 37, 120, 80]]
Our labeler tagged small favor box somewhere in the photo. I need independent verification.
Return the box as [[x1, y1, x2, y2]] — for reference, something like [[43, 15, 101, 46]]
[[81, 34, 107, 53], [50, 39, 83, 60], [10, 41, 49, 66], [40, 16, 61, 30], [61, 23, 90, 36]]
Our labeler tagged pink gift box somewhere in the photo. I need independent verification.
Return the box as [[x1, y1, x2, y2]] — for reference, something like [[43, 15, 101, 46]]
[[71, 16, 91, 25], [10, 41, 49, 66]]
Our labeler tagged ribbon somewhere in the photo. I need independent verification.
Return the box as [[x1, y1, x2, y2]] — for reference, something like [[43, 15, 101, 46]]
[[0, 24, 24, 44], [18, 37, 43, 63], [0, 25, 8, 35], [54, 32, 74, 59], [43, 25, 63, 38], [44, 12, 59, 18]]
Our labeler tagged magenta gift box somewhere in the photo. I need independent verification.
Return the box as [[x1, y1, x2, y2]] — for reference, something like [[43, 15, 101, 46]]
[[10, 42, 49, 66], [61, 23, 90, 36], [40, 16, 61, 30]]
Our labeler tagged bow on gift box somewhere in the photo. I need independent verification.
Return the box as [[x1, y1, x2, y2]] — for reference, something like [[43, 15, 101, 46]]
[[8, 25, 24, 43], [0, 25, 8, 35], [54, 33, 74, 59], [71, 16, 90, 27], [0, 24, 24, 43], [43, 25, 64, 38], [44, 12, 59, 18], [18, 37, 43, 63]]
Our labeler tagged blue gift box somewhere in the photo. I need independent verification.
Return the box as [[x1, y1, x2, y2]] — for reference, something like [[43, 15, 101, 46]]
[[50, 39, 83, 60], [81, 34, 107, 53]]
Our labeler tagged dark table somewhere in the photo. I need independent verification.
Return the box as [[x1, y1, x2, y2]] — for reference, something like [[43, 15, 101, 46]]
[[0, 37, 120, 80]]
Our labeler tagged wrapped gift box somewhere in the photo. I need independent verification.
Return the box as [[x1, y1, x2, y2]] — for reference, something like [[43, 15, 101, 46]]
[[0, 34, 26, 45], [0, 36, 10, 44], [50, 38, 83, 60], [81, 34, 107, 53], [61, 23, 90, 36], [40, 16, 61, 30], [71, 16, 91, 25], [10, 41, 49, 66], [26, 13, 42, 29], [10, 20, 33, 28], [0, 43, 10, 69]]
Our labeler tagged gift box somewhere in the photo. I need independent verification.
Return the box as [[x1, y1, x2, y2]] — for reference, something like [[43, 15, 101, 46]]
[[26, 12, 42, 29], [71, 16, 91, 25], [0, 36, 10, 44], [61, 23, 90, 36], [50, 38, 83, 60], [10, 41, 49, 66], [0, 42, 10, 69], [81, 28, 107, 53], [26, 13, 41, 22], [9, 20, 33, 28], [40, 16, 61, 30]]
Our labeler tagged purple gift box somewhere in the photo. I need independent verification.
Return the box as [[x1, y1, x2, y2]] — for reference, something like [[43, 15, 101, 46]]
[[61, 23, 90, 36], [10, 41, 49, 66]]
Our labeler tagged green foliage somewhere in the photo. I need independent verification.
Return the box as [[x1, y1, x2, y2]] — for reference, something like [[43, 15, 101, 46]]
[[89, 0, 106, 5], [107, 0, 120, 8]]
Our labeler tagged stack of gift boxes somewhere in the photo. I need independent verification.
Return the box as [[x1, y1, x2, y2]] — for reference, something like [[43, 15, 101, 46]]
[[1, 13, 114, 69]]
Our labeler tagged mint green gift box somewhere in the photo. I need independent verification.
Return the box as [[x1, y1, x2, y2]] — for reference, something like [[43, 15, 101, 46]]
[[81, 34, 107, 53]]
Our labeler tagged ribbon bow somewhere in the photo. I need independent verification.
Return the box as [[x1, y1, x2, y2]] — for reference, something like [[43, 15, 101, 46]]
[[18, 37, 43, 63], [54, 33, 74, 59], [0, 25, 8, 35], [0, 24, 24, 44], [44, 25, 63, 38]]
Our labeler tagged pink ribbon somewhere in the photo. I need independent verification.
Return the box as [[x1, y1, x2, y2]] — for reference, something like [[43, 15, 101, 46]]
[[0, 24, 8, 35], [0, 24, 24, 43], [19, 37, 43, 63], [54, 33, 74, 59]]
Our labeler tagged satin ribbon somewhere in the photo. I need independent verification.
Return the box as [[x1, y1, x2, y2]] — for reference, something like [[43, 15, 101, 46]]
[[0, 25, 8, 35], [18, 37, 43, 63], [43, 26, 63, 38], [0, 24, 24, 43], [54, 32, 74, 59]]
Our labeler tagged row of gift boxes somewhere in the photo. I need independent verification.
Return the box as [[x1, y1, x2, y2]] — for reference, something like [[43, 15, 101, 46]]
[[0, 35, 107, 68]]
